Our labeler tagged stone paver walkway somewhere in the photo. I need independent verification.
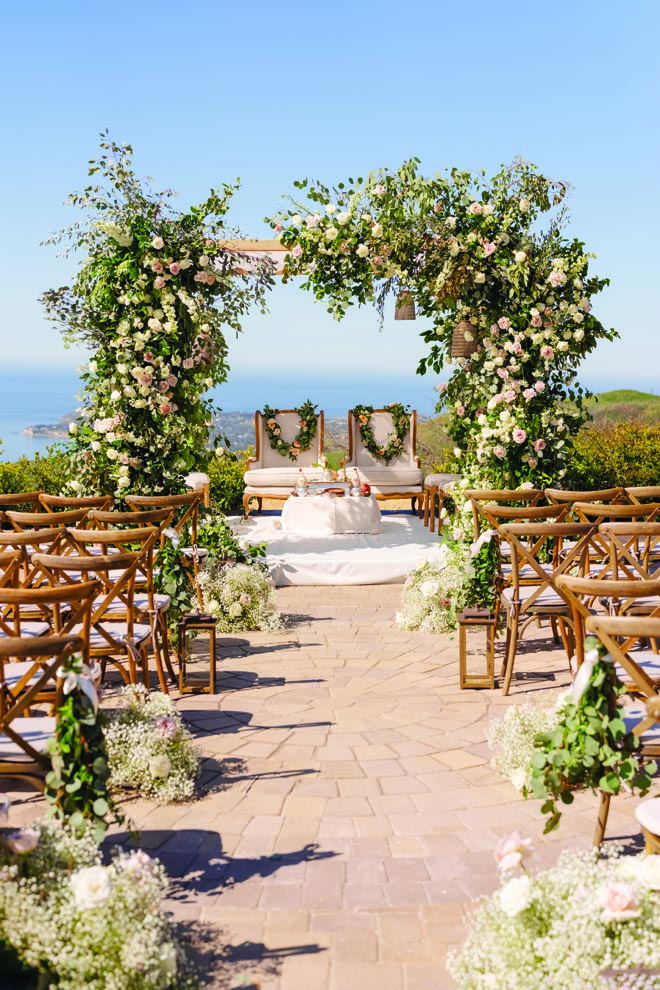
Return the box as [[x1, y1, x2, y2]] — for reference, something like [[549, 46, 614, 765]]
[[5, 583, 649, 989]]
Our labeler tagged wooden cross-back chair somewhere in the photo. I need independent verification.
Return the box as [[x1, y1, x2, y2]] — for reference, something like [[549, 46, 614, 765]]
[[6, 508, 89, 533], [555, 573, 660, 682], [626, 486, 660, 505], [584, 614, 660, 846], [0, 582, 98, 716], [0, 633, 85, 790], [497, 522, 599, 694], [571, 504, 660, 578], [544, 486, 628, 510], [39, 493, 114, 512], [31, 533, 161, 690]]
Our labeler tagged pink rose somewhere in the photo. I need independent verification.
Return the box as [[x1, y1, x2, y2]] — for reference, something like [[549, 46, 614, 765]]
[[531, 315, 542, 327], [469, 202, 483, 214], [144, 352, 154, 363], [374, 183, 386, 197], [239, 593, 252, 605], [494, 832, 532, 872], [533, 438, 546, 451], [151, 260, 163, 273], [183, 358, 194, 369], [497, 368, 509, 379], [292, 244, 303, 258], [155, 716, 178, 739], [513, 428, 527, 443], [159, 381, 169, 392], [433, 200, 442, 212], [490, 324, 499, 334], [453, 528, 464, 541], [492, 393, 503, 404], [194, 272, 207, 282], [540, 346, 554, 359], [159, 402, 173, 415], [528, 457, 538, 468], [138, 374, 152, 386], [548, 270, 565, 287], [168, 375, 177, 386], [483, 242, 496, 256], [274, 222, 283, 232], [154, 277, 166, 289], [600, 883, 641, 922], [498, 317, 510, 330], [513, 341, 522, 354], [456, 405, 465, 416], [205, 273, 216, 285], [504, 390, 516, 402], [169, 262, 180, 275], [120, 454, 129, 464], [493, 446, 506, 459], [523, 388, 536, 400], [534, 381, 545, 393], [436, 383, 447, 392]]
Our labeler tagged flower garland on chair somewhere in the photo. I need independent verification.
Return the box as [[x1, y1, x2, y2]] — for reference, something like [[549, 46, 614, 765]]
[[262, 399, 318, 461], [352, 403, 411, 464]]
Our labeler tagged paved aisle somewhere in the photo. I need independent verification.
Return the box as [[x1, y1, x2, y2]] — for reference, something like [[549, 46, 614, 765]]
[[5, 584, 645, 989]]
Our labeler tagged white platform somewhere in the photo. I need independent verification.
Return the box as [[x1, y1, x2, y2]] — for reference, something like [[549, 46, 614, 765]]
[[228, 513, 446, 586]]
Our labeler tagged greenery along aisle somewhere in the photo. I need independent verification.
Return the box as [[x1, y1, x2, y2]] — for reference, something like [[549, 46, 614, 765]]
[[268, 159, 617, 527], [41, 134, 274, 502]]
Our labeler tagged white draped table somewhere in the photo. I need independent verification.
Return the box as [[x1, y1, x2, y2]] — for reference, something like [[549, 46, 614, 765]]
[[280, 494, 383, 536]]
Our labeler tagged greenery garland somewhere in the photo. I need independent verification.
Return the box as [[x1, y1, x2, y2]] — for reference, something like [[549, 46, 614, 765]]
[[262, 400, 318, 461], [352, 403, 410, 464]]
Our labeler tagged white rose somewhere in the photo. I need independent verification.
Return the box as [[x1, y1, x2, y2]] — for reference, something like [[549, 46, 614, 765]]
[[474, 272, 486, 284], [68, 422, 78, 435], [420, 580, 440, 598], [198, 254, 209, 267], [106, 448, 118, 460], [514, 251, 527, 263], [510, 768, 528, 792], [118, 465, 129, 477], [149, 754, 171, 778], [91, 441, 101, 452], [88, 360, 98, 374], [371, 223, 383, 238], [631, 855, 660, 890], [117, 476, 130, 488], [519, 198, 530, 212], [151, 236, 164, 250], [356, 244, 369, 258], [70, 865, 112, 910], [110, 390, 121, 402], [325, 203, 337, 214], [291, 214, 302, 225], [325, 227, 339, 242], [482, 204, 494, 216], [500, 875, 531, 917], [336, 211, 350, 225]]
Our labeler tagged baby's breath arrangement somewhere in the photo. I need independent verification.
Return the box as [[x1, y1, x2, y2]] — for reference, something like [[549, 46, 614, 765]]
[[448, 834, 660, 990], [487, 695, 568, 793], [396, 541, 473, 634], [197, 561, 283, 633], [104, 689, 201, 802], [0, 818, 196, 990]]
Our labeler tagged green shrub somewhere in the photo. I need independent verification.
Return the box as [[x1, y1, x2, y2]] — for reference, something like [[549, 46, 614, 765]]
[[0, 446, 73, 498], [564, 423, 660, 489], [207, 447, 251, 514]]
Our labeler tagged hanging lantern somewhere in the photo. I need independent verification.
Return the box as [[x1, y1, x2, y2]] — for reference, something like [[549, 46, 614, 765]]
[[451, 320, 479, 358], [458, 608, 496, 689], [394, 292, 416, 320], [177, 612, 217, 694]]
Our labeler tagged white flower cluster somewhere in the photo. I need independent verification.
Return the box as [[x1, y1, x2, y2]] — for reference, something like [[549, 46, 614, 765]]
[[396, 543, 473, 634], [197, 561, 283, 633], [104, 688, 201, 801], [0, 818, 187, 990], [486, 695, 568, 792], [448, 842, 660, 990]]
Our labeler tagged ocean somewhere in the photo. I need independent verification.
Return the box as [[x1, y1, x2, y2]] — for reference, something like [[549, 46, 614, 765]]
[[0, 366, 445, 461], [1, 365, 657, 462]]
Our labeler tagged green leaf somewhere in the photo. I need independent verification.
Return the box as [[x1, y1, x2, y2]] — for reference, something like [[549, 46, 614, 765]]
[[93, 797, 109, 817]]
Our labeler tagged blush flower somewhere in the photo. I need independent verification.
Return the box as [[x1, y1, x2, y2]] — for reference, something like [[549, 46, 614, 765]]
[[513, 428, 527, 443], [498, 317, 510, 330], [523, 388, 536, 400], [494, 832, 533, 872], [155, 716, 178, 739], [533, 438, 546, 451], [469, 202, 483, 214], [6, 828, 40, 854], [292, 244, 303, 258], [500, 875, 531, 917], [540, 346, 554, 359], [483, 242, 496, 256], [600, 883, 641, 922]]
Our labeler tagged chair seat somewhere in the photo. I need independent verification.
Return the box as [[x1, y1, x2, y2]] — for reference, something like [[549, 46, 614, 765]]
[[623, 704, 660, 745], [0, 717, 56, 760], [68, 622, 152, 649], [0, 621, 51, 639], [423, 474, 457, 489], [635, 797, 660, 834], [1, 661, 47, 692], [101, 593, 170, 616], [501, 585, 568, 610], [344, 467, 423, 486], [244, 467, 326, 486]]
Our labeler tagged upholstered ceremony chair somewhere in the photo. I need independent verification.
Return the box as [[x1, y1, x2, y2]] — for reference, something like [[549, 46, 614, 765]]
[[342, 408, 423, 511], [243, 409, 326, 517]]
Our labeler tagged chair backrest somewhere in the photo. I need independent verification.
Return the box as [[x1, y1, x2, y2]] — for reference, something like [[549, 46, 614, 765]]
[[545, 487, 627, 506], [574, 502, 660, 525], [466, 489, 545, 539], [0, 581, 99, 661], [346, 408, 419, 470], [0, 527, 75, 588], [626, 487, 660, 505], [0, 551, 21, 589], [125, 492, 202, 542], [585, 615, 660, 746], [6, 508, 88, 531], [599, 522, 660, 581], [247, 410, 325, 470], [0, 491, 43, 529], [39, 493, 114, 512], [87, 507, 174, 531]]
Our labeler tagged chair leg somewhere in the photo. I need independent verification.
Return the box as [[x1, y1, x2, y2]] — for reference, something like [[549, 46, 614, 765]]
[[502, 612, 520, 695], [593, 790, 611, 847]]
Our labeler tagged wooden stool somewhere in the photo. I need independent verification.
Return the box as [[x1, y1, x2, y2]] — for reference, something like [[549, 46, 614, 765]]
[[635, 797, 660, 854], [421, 474, 456, 533]]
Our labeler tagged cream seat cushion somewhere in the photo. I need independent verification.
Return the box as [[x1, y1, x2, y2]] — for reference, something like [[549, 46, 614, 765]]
[[244, 467, 326, 486], [350, 467, 423, 486]]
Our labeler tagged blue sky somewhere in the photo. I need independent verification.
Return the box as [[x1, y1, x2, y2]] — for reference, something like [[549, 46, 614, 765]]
[[1, 0, 659, 389]]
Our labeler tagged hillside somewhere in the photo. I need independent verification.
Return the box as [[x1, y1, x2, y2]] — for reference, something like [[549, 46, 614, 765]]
[[582, 389, 660, 425]]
